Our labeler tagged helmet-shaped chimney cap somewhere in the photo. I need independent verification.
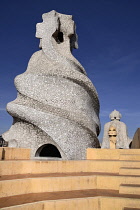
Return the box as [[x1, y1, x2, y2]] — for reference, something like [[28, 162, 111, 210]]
[[109, 110, 122, 121]]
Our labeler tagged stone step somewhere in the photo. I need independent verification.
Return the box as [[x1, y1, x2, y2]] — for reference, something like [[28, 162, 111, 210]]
[[120, 161, 140, 168], [100, 197, 140, 210], [1, 148, 140, 209], [0, 189, 103, 209], [1, 159, 140, 177], [0, 172, 117, 181], [120, 154, 140, 161], [124, 208, 140, 210], [97, 175, 140, 191], [119, 168, 140, 176], [0, 160, 121, 176], [119, 184, 140, 195], [1, 174, 140, 198], [121, 150, 140, 155], [1, 195, 140, 210], [0, 175, 96, 198]]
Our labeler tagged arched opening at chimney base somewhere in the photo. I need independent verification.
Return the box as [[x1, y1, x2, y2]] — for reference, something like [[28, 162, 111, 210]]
[[35, 144, 61, 158]]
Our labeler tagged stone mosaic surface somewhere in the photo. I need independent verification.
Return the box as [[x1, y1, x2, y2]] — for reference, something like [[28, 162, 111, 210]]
[[2, 10, 100, 159], [101, 110, 131, 149]]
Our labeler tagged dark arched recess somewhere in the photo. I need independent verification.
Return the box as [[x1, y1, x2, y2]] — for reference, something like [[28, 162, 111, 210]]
[[35, 144, 61, 158]]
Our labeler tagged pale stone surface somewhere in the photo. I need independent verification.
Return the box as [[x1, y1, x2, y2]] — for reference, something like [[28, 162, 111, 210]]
[[101, 110, 131, 149], [2, 10, 100, 159], [87, 148, 140, 160], [131, 128, 140, 148], [0, 147, 30, 160], [108, 126, 117, 149]]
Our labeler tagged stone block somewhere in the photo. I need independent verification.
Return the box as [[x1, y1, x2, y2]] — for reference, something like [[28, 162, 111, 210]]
[[119, 184, 140, 195], [0, 147, 30, 160]]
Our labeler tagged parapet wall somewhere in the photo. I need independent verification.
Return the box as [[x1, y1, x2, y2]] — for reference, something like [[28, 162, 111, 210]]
[[0, 147, 30, 160], [87, 148, 140, 160]]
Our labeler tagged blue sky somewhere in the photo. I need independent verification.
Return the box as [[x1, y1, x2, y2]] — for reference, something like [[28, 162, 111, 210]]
[[0, 0, 140, 141]]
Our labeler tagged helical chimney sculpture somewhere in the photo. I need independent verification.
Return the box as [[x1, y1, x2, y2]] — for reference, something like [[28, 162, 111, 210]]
[[2, 10, 100, 159]]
